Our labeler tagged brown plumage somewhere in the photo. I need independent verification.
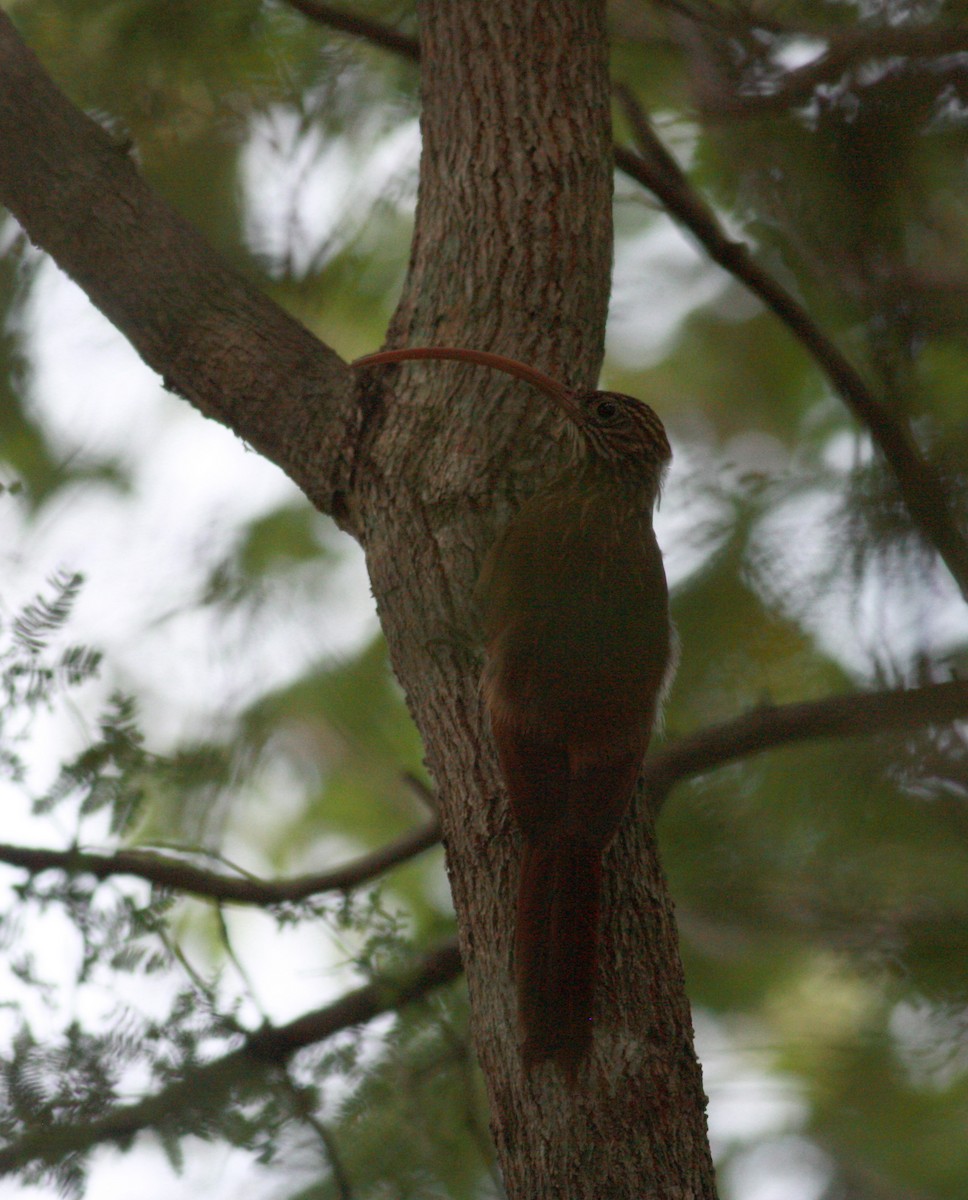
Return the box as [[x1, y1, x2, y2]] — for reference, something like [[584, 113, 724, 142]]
[[354, 346, 673, 1078]]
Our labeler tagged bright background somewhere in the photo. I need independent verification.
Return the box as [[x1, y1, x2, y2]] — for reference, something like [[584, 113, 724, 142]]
[[1, 2, 967, 1198]]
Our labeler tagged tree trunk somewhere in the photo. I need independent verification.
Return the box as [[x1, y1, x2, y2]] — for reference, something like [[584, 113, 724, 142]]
[[0, 0, 719, 1192], [356, 3, 718, 1195]]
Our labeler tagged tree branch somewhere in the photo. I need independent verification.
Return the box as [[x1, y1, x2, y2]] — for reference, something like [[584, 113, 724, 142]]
[[0, 938, 462, 1177], [0, 13, 359, 525], [7, 682, 967, 895], [266, 2, 968, 598], [0, 819, 442, 905], [613, 87, 968, 602], [284, 0, 419, 62], [701, 25, 968, 117], [1, 678, 963, 1173], [645, 678, 968, 809]]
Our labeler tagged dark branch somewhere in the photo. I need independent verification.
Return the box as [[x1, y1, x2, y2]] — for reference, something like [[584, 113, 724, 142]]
[[613, 88, 968, 602], [7, 683, 968, 894], [265, 2, 968, 597], [284, 0, 420, 62], [0, 938, 462, 1177], [0, 818, 441, 904], [705, 25, 968, 117], [1, 680, 964, 1172], [0, 13, 358, 524], [293, 0, 968, 106], [645, 678, 968, 809]]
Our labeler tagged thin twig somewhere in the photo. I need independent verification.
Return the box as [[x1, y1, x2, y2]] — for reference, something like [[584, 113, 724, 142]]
[[701, 25, 968, 117], [274, 3, 968, 600], [0, 818, 442, 905], [215, 900, 358, 1196], [283, 0, 419, 62], [645, 677, 968, 811], [2, 679, 965, 1171], [275, 1066, 355, 1200], [0, 938, 462, 1177], [6, 683, 968, 891], [285, 0, 968, 115], [403, 769, 439, 813], [613, 85, 968, 601]]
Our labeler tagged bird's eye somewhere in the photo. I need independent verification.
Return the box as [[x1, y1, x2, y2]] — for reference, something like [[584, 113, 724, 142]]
[[595, 399, 618, 421]]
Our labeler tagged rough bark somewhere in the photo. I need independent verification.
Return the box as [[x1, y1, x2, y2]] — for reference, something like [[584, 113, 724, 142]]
[[0, 4, 718, 1196], [355, 3, 717, 1196]]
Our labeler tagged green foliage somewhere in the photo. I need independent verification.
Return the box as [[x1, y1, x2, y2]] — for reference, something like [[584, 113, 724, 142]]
[[1, 0, 968, 1197], [294, 994, 497, 1200], [0, 571, 100, 780], [0, 575, 455, 1195]]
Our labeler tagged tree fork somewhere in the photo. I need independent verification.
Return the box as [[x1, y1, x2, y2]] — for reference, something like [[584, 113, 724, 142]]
[[0, 2, 719, 1194]]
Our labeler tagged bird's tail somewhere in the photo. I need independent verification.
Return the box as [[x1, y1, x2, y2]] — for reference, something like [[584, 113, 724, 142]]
[[515, 836, 602, 1080]]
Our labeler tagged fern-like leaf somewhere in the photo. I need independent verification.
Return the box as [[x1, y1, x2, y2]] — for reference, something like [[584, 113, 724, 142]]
[[12, 570, 84, 654]]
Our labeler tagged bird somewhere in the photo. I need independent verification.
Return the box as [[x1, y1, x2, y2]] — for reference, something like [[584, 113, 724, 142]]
[[353, 345, 673, 1079]]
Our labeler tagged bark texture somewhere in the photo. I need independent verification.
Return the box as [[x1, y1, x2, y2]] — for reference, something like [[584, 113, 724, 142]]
[[355, 3, 717, 1196], [0, 12, 356, 516], [0, 4, 718, 1196]]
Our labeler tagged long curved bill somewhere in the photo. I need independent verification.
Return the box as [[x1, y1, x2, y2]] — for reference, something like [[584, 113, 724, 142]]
[[352, 346, 584, 424]]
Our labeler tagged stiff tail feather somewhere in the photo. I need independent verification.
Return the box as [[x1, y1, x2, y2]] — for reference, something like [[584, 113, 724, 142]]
[[515, 837, 602, 1079]]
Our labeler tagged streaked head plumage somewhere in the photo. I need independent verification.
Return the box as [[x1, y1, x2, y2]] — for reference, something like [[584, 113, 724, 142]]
[[352, 347, 671, 489]]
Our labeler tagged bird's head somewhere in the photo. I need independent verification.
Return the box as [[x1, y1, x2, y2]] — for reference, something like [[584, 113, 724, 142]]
[[353, 345, 671, 495]]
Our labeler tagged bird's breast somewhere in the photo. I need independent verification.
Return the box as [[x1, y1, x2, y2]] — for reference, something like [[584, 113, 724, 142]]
[[477, 489, 671, 737]]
